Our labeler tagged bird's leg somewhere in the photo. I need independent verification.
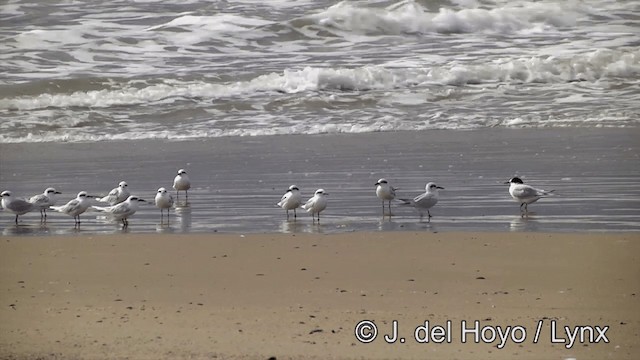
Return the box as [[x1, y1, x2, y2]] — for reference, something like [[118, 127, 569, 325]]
[[15, 214, 19, 224], [381, 201, 385, 216], [294, 208, 297, 219], [286, 210, 290, 220], [387, 201, 392, 216]]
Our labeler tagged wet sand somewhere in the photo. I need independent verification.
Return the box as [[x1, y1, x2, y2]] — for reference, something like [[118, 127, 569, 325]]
[[1, 128, 639, 234], [0, 231, 638, 359]]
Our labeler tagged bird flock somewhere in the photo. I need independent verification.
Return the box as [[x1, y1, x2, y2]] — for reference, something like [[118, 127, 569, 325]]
[[1, 169, 191, 227], [1, 171, 554, 227]]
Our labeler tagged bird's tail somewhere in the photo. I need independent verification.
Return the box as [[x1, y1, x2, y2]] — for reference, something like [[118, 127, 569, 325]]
[[91, 206, 108, 212], [398, 198, 414, 206], [542, 189, 556, 196]]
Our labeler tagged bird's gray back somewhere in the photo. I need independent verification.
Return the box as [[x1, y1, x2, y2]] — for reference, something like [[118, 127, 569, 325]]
[[413, 192, 438, 208], [29, 194, 49, 207], [8, 199, 35, 214], [512, 185, 543, 198], [63, 199, 83, 214]]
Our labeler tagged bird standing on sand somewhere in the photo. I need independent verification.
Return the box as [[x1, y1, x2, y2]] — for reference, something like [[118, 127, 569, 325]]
[[375, 178, 396, 216], [28, 187, 62, 221], [302, 189, 328, 223], [505, 177, 554, 215], [1, 191, 36, 224], [155, 187, 174, 221], [97, 181, 130, 205], [92, 195, 146, 227], [277, 185, 302, 220], [50, 191, 95, 225], [173, 169, 191, 203], [399, 182, 444, 222]]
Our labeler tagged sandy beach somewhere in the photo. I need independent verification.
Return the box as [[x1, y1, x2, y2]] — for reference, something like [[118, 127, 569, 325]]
[[1, 231, 638, 359], [2, 1, 639, 358]]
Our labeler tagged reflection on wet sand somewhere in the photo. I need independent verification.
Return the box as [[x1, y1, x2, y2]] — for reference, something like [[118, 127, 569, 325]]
[[174, 205, 192, 233], [510, 215, 540, 232]]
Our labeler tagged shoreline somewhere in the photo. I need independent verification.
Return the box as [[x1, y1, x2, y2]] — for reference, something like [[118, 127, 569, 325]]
[[1, 231, 638, 359], [1, 128, 639, 235]]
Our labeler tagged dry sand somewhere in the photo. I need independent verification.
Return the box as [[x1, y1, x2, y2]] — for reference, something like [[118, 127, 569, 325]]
[[1, 232, 638, 359]]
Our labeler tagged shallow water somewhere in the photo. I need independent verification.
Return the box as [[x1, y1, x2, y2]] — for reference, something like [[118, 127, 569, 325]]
[[1, 129, 638, 235]]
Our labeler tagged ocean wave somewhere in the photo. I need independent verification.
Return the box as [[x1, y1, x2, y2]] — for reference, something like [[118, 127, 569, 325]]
[[0, 112, 633, 144], [2, 0, 637, 84], [1, 0, 638, 144], [1, 48, 637, 111], [308, 0, 581, 35]]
